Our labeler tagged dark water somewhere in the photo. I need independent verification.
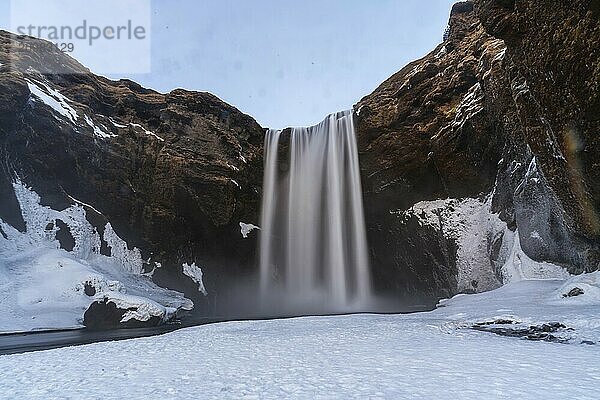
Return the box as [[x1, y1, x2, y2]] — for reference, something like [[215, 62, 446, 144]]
[[0, 324, 184, 356]]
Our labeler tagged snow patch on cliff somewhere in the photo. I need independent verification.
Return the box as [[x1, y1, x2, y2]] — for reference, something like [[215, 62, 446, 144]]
[[239, 222, 260, 238], [399, 197, 503, 292], [0, 179, 192, 333], [103, 223, 145, 275], [182, 262, 207, 296], [449, 83, 484, 131], [130, 123, 165, 142], [26, 79, 78, 124], [84, 114, 116, 139], [399, 194, 571, 293]]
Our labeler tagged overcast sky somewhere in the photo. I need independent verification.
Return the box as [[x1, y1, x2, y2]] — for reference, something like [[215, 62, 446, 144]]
[[1, 0, 456, 129]]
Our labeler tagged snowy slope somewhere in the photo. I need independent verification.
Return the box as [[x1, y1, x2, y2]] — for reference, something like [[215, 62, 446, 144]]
[[0, 180, 192, 333], [0, 277, 598, 399]]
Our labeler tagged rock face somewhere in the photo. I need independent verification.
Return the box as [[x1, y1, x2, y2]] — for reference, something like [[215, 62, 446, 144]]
[[0, 31, 264, 315], [83, 296, 172, 330], [355, 0, 600, 301]]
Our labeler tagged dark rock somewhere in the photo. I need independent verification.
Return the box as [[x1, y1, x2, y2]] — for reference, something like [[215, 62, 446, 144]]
[[55, 219, 75, 252], [83, 282, 96, 297], [452, 2, 475, 14], [83, 298, 163, 330], [563, 287, 585, 298], [471, 321, 572, 343], [475, 0, 600, 239], [475, 319, 518, 326]]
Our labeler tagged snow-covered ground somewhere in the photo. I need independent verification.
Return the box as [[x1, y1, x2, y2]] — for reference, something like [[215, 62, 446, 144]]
[[1, 276, 598, 400]]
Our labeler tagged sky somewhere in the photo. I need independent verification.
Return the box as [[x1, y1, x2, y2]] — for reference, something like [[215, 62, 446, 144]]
[[1, 0, 457, 129]]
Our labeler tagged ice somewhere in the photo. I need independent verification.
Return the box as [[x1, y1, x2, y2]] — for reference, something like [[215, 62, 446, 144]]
[[26, 80, 78, 124], [182, 262, 207, 296], [239, 222, 259, 238], [0, 278, 598, 399]]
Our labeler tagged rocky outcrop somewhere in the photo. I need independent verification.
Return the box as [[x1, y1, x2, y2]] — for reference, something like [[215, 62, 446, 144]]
[[83, 296, 175, 330], [355, 0, 600, 301], [0, 31, 264, 314]]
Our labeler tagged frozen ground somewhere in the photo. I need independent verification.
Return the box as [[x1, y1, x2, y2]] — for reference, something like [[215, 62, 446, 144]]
[[0, 277, 598, 400]]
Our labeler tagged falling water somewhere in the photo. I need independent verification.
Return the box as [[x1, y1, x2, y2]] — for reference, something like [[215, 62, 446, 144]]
[[259, 110, 371, 312]]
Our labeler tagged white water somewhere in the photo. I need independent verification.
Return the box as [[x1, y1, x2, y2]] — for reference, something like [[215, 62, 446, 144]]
[[259, 110, 371, 312]]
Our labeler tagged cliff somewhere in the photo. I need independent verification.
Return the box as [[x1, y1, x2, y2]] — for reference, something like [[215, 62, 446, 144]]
[[355, 0, 599, 301], [0, 31, 265, 316]]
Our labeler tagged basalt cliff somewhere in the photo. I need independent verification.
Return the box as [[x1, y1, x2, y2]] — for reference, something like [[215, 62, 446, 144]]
[[356, 0, 600, 303]]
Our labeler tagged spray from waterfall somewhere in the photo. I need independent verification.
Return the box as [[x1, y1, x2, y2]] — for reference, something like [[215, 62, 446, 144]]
[[259, 110, 371, 313]]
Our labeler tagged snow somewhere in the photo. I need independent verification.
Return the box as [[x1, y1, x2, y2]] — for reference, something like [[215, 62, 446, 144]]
[[447, 82, 484, 132], [182, 262, 207, 296], [106, 292, 176, 323], [0, 278, 598, 399], [397, 195, 571, 293], [398, 197, 503, 292], [26, 80, 78, 124], [129, 123, 165, 142], [108, 117, 127, 128], [102, 223, 145, 275], [65, 193, 104, 216], [479, 39, 506, 79], [434, 45, 447, 59], [227, 163, 240, 171], [84, 114, 116, 139], [239, 222, 260, 238], [0, 179, 192, 333], [511, 77, 530, 100], [553, 272, 600, 306], [492, 48, 507, 63], [107, 118, 164, 141], [500, 229, 570, 283]]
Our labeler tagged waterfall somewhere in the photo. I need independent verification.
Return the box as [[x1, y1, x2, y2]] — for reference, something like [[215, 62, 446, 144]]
[[259, 110, 371, 312]]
